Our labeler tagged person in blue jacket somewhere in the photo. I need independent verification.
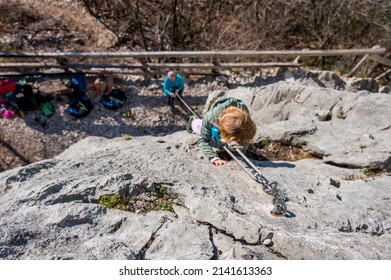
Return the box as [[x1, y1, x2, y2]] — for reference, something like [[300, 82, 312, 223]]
[[162, 71, 184, 112]]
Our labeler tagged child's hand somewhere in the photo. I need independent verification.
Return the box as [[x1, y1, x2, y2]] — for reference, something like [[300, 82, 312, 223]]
[[211, 158, 228, 165]]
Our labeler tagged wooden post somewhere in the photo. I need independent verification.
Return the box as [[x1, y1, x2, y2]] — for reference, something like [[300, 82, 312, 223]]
[[0, 48, 386, 58], [292, 56, 300, 64], [367, 55, 391, 68], [0, 70, 214, 77], [0, 62, 300, 69], [348, 54, 369, 77], [0, 48, 387, 78], [211, 51, 219, 75], [375, 68, 391, 81]]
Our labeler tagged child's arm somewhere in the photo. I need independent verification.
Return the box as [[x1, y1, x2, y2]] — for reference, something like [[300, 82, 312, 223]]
[[198, 131, 219, 162], [198, 115, 222, 163]]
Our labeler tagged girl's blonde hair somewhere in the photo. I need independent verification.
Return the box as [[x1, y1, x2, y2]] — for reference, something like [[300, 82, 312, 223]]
[[218, 106, 256, 144]]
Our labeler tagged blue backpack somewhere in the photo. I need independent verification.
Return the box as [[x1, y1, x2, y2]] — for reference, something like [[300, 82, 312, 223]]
[[67, 75, 87, 96], [68, 95, 93, 118], [100, 89, 127, 110]]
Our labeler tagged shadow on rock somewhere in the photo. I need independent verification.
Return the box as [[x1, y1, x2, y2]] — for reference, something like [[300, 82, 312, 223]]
[[256, 161, 296, 169]]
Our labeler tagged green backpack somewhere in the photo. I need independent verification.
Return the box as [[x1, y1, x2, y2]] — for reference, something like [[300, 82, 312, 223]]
[[41, 102, 55, 117]]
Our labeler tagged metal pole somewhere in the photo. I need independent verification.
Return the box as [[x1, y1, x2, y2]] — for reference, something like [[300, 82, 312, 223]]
[[175, 93, 200, 118]]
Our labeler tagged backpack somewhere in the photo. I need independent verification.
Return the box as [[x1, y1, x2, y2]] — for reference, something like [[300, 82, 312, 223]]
[[94, 72, 113, 95], [67, 75, 87, 97], [5, 91, 19, 111], [14, 83, 41, 112], [95, 72, 109, 84], [0, 80, 17, 105], [100, 89, 127, 110], [67, 95, 93, 118], [41, 102, 55, 117], [1, 105, 16, 119]]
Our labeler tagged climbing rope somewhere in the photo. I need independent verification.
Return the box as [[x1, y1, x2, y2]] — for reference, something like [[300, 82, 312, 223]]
[[176, 93, 288, 217]]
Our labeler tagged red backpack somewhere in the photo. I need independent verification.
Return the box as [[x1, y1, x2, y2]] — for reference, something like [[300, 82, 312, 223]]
[[0, 79, 17, 105]]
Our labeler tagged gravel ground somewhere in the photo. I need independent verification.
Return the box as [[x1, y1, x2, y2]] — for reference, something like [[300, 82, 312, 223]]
[[0, 0, 228, 171], [0, 74, 228, 171]]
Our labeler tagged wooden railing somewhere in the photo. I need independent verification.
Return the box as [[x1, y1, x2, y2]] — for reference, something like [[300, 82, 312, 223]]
[[0, 47, 389, 78]]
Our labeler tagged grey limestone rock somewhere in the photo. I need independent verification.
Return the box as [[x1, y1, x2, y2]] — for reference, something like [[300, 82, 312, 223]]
[[1, 81, 391, 260]]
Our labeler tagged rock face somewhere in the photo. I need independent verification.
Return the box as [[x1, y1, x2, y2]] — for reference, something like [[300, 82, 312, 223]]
[[207, 82, 391, 169], [1, 83, 391, 260]]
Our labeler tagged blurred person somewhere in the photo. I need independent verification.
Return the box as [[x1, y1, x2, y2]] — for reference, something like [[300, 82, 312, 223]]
[[162, 71, 184, 112]]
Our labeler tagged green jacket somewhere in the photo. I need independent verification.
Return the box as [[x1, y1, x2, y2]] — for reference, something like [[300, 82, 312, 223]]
[[198, 97, 249, 161]]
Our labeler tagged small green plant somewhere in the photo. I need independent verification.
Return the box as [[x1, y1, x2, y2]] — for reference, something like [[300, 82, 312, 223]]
[[337, 113, 346, 120], [233, 69, 241, 75], [160, 200, 173, 212], [99, 194, 130, 211], [362, 168, 376, 177], [155, 184, 167, 195], [122, 134, 132, 141], [259, 139, 270, 148], [337, 107, 346, 120]]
